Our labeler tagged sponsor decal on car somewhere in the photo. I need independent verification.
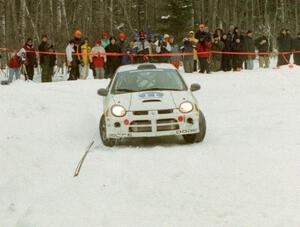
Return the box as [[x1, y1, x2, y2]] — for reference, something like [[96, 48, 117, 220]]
[[139, 92, 164, 99]]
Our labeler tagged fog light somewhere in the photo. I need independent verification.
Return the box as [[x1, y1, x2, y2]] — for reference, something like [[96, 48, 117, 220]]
[[114, 122, 121, 128], [124, 119, 129, 126], [187, 118, 193, 124]]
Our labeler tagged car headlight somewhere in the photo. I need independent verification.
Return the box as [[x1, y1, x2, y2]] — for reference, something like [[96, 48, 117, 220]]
[[179, 101, 194, 113], [111, 105, 126, 117]]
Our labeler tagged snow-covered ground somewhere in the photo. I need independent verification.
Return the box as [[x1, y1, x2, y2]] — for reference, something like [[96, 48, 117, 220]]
[[1, 63, 300, 227]]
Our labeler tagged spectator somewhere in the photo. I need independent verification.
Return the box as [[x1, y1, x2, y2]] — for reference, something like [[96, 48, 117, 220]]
[[41, 45, 56, 82], [196, 34, 212, 74], [156, 34, 171, 63], [71, 30, 83, 80], [105, 37, 122, 78], [211, 34, 224, 72], [195, 23, 210, 42], [277, 29, 293, 67], [181, 33, 195, 73], [101, 32, 110, 48], [221, 34, 232, 71], [18, 38, 37, 80], [188, 31, 199, 72], [169, 36, 180, 70], [135, 31, 150, 63], [117, 32, 131, 65], [231, 36, 243, 71], [38, 35, 52, 80], [243, 30, 256, 70], [90, 39, 106, 79], [79, 38, 91, 79], [148, 34, 158, 63], [255, 33, 272, 68], [7, 52, 22, 84], [293, 32, 300, 65], [66, 39, 77, 80]]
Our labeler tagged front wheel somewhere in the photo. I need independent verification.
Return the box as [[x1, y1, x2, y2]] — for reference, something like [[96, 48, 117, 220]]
[[183, 110, 206, 144], [100, 115, 117, 147]]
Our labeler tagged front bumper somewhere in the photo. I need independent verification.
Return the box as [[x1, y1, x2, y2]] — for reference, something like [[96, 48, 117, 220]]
[[105, 109, 200, 139]]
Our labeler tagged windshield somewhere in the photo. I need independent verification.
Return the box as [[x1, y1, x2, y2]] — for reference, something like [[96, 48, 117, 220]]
[[111, 69, 188, 94]]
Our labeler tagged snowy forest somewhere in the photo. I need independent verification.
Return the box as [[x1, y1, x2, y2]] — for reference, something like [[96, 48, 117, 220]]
[[0, 0, 299, 51]]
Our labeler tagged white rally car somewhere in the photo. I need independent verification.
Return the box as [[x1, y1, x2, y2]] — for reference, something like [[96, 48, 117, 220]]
[[97, 63, 206, 147]]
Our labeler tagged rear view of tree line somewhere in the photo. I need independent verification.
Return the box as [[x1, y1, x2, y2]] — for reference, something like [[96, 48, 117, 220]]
[[0, 0, 299, 51]]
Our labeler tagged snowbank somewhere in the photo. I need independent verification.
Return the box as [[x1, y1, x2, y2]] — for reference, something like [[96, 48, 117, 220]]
[[1, 65, 300, 227]]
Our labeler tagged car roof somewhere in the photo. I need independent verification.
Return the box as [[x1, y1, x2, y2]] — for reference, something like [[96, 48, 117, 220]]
[[116, 63, 176, 73]]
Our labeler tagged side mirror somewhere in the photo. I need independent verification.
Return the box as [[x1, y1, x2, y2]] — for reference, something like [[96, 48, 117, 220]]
[[97, 88, 108, 96], [190, 83, 201, 92]]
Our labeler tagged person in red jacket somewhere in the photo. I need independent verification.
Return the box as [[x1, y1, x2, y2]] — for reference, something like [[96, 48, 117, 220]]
[[196, 35, 212, 74], [7, 52, 22, 84], [90, 39, 107, 79]]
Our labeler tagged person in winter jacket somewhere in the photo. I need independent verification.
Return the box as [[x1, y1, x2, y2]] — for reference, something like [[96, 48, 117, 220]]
[[255, 33, 272, 68], [221, 34, 232, 71], [117, 33, 131, 65], [277, 29, 293, 67], [79, 38, 91, 79], [66, 30, 82, 80], [293, 33, 300, 65], [211, 34, 224, 72], [156, 34, 172, 63], [90, 39, 107, 79], [40, 44, 56, 82], [195, 24, 211, 43], [105, 37, 122, 78], [66, 39, 78, 80], [148, 34, 158, 63], [135, 32, 150, 63], [231, 37, 243, 71], [196, 34, 212, 74], [7, 52, 22, 84], [101, 32, 110, 48], [38, 35, 55, 82], [188, 31, 199, 72], [169, 36, 180, 69], [181, 33, 196, 73], [243, 31, 256, 70], [17, 38, 37, 80]]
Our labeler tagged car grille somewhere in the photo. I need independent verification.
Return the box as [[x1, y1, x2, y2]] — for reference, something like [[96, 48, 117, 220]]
[[156, 118, 179, 131], [129, 120, 152, 133], [133, 111, 149, 116], [129, 111, 179, 133]]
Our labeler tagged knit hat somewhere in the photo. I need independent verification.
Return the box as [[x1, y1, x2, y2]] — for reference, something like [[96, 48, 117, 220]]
[[102, 31, 108, 38], [139, 31, 145, 38], [118, 32, 126, 40], [96, 39, 102, 45], [164, 34, 170, 39], [74, 30, 82, 38]]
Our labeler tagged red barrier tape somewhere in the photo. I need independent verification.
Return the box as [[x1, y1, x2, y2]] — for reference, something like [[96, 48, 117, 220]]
[[1, 47, 300, 57]]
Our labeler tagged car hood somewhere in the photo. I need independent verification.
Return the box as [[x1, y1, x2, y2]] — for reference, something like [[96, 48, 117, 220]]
[[112, 91, 191, 111]]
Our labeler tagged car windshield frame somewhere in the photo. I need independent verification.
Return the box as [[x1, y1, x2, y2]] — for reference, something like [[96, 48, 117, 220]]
[[110, 68, 188, 95]]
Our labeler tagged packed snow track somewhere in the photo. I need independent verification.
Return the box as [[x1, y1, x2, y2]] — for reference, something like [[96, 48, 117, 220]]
[[1, 66, 300, 227]]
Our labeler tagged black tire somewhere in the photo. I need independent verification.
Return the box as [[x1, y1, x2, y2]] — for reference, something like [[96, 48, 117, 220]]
[[183, 110, 206, 144], [100, 115, 117, 147]]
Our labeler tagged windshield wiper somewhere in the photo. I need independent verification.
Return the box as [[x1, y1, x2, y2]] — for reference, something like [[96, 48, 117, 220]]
[[139, 88, 182, 92], [114, 88, 138, 93]]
